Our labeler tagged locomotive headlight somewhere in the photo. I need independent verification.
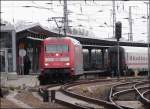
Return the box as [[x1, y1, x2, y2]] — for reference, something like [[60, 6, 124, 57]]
[[65, 62, 70, 66], [45, 63, 49, 66], [55, 53, 59, 56]]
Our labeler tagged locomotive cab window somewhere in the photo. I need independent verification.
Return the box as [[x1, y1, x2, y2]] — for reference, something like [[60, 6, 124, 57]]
[[45, 44, 69, 53]]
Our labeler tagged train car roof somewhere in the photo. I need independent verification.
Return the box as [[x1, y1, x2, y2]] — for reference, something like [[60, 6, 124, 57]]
[[108, 46, 124, 52], [45, 37, 81, 46], [122, 46, 148, 53]]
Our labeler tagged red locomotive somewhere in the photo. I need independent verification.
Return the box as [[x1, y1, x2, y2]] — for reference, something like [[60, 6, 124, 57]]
[[38, 37, 83, 84]]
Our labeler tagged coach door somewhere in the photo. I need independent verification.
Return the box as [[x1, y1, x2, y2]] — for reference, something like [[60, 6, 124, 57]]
[[26, 40, 41, 74]]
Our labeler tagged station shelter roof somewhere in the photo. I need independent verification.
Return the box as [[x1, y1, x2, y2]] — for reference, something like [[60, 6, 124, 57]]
[[15, 23, 149, 48]]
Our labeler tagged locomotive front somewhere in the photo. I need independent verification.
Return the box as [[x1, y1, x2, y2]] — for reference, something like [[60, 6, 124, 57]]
[[39, 37, 83, 84]]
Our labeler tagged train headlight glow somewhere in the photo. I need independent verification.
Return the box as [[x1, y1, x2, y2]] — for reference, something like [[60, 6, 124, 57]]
[[65, 62, 70, 66], [55, 53, 59, 56], [45, 63, 49, 66]]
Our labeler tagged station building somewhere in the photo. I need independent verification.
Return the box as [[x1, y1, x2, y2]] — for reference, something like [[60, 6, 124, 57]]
[[16, 23, 61, 74], [1, 21, 59, 75], [0, 21, 16, 73]]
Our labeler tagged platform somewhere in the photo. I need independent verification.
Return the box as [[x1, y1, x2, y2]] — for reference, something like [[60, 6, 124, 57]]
[[1, 74, 39, 88]]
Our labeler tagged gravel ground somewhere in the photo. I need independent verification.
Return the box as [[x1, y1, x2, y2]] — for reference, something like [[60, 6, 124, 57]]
[[1, 97, 21, 108], [15, 90, 70, 109], [68, 81, 120, 100]]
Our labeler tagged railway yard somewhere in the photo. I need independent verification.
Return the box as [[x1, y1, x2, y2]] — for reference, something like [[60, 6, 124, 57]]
[[1, 75, 149, 109], [1, 1, 150, 109]]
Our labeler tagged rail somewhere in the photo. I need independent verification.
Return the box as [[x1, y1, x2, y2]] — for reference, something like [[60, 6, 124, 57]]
[[109, 80, 150, 109], [38, 77, 147, 109], [109, 81, 136, 109], [60, 79, 122, 109], [134, 80, 150, 105], [142, 90, 150, 102]]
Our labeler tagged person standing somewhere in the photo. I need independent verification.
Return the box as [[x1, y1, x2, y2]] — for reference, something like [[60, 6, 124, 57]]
[[24, 54, 31, 75]]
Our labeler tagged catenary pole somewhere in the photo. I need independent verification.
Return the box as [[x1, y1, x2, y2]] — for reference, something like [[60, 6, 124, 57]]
[[63, 0, 68, 37], [148, 0, 150, 78], [112, 0, 116, 38], [129, 6, 133, 41]]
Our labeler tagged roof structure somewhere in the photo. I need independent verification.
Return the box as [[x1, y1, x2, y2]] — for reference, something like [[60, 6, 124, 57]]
[[16, 23, 58, 37], [15, 23, 149, 48]]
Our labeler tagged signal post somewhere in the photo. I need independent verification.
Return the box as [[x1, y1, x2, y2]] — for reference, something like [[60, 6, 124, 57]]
[[115, 21, 122, 79]]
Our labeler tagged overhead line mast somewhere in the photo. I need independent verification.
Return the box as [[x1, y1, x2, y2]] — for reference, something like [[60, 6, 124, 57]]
[[112, 0, 116, 38], [148, 0, 150, 78], [63, 0, 68, 37]]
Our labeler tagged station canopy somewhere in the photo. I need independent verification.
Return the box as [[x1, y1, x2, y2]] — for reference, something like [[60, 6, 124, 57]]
[[16, 23, 61, 40], [15, 23, 149, 48]]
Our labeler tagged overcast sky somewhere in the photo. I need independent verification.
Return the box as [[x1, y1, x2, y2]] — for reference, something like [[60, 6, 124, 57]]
[[1, 0, 149, 42]]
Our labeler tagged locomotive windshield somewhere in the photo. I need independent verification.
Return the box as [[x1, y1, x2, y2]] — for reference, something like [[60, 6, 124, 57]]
[[45, 44, 69, 53]]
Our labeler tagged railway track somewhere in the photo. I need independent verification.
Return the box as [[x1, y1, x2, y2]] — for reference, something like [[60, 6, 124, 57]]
[[58, 79, 122, 109], [39, 79, 122, 109], [38, 77, 147, 109], [134, 81, 150, 106], [109, 80, 150, 109], [142, 90, 150, 102]]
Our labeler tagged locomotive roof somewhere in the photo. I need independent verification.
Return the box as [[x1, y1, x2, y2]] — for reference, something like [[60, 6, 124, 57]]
[[45, 37, 81, 45]]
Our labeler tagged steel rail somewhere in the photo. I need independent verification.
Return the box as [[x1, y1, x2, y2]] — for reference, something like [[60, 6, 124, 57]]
[[60, 79, 123, 109], [38, 84, 90, 109], [38, 77, 147, 109], [109, 81, 137, 109], [109, 80, 150, 109], [112, 89, 137, 109], [134, 81, 150, 105], [142, 90, 150, 102]]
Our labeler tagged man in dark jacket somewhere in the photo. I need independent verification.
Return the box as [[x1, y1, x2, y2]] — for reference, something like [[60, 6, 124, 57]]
[[24, 55, 31, 75]]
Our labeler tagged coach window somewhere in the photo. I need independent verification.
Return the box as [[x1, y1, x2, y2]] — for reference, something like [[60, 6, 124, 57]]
[[143, 57, 145, 61], [130, 56, 132, 61], [45, 44, 69, 53], [126, 53, 128, 61], [133, 56, 135, 61]]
